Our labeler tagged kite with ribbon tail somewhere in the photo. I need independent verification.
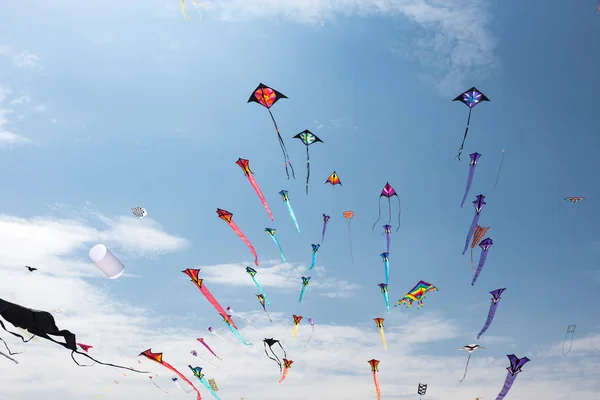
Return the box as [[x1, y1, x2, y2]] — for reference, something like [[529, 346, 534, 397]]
[[291, 315, 303, 339], [140, 350, 202, 400], [257, 294, 272, 322], [265, 228, 287, 263], [462, 195, 486, 255], [372, 182, 401, 231], [343, 210, 355, 265], [470, 225, 490, 271], [217, 209, 258, 266], [321, 214, 330, 243], [380, 252, 389, 284], [495, 355, 530, 400], [471, 238, 493, 286], [309, 244, 320, 271], [383, 224, 391, 253], [236, 158, 274, 220], [278, 359, 294, 383], [373, 318, 387, 351], [246, 267, 270, 306], [368, 359, 381, 400], [396, 281, 438, 308], [477, 288, 506, 339], [222, 315, 251, 346], [226, 306, 252, 326], [458, 344, 484, 383], [461, 152, 481, 207], [453, 87, 490, 160], [299, 277, 311, 303], [182, 269, 237, 328], [293, 129, 323, 194], [304, 317, 315, 347], [562, 325, 576, 355], [196, 338, 222, 361], [378, 283, 390, 313], [189, 365, 221, 400], [263, 338, 287, 372], [279, 190, 300, 233]]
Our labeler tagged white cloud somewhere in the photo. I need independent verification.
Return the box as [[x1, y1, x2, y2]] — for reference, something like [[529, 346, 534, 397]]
[[0, 89, 32, 147], [50, 117, 57, 123], [0, 45, 41, 69], [35, 104, 46, 112], [10, 95, 31, 105]]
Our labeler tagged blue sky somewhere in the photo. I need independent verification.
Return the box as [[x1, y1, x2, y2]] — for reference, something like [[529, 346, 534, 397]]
[[0, 0, 599, 399]]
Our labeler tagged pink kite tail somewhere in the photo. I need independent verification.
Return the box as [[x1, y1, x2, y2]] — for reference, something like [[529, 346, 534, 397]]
[[229, 220, 259, 266], [199, 285, 238, 329], [247, 175, 274, 220], [373, 372, 381, 400], [278, 367, 290, 383], [199, 340, 221, 360]]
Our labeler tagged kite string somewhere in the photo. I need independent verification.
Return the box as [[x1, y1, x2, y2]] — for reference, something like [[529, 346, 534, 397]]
[[72, 350, 149, 373], [0, 349, 18, 364], [494, 150, 505, 188], [371, 200, 382, 231]]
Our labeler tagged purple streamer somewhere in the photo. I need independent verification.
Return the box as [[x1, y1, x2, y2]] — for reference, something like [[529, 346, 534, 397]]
[[460, 165, 476, 208], [321, 214, 330, 244], [383, 224, 391, 253], [495, 371, 516, 400], [472, 250, 488, 285], [462, 213, 480, 254], [477, 288, 505, 339]]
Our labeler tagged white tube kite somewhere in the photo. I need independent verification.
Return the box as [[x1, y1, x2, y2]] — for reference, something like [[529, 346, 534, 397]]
[[88, 244, 124, 279]]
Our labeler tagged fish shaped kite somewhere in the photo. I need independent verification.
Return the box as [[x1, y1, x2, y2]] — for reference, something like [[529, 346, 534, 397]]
[[293, 130, 323, 194], [248, 83, 294, 179], [217, 209, 258, 266], [222, 315, 251, 346], [372, 182, 401, 231], [299, 277, 311, 303], [246, 267, 270, 306], [265, 228, 287, 263], [264, 338, 287, 372], [368, 359, 381, 400], [321, 214, 330, 243], [131, 206, 147, 218], [380, 252, 390, 285], [396, 281, 438, 308], [182, 269, 237, 328], [462, 195, 487, 255], [140, 350, 202, 400], [343, 210, 355, 265], [291, 314, 303, 339], [470, 225, 490, 271], [472, 238, 493, 286], [562, 325, 576, 355], [309, 244, 320, 271], [305, 317, 315, 347], [236, 158, 274, 220], [279, 190, 300, 233], [189, 365, 221, 400], [461, 152, 481, 207], [373, 318, 387, 351], [453, 87, 490, 160], [458, 344, 485, 383], [565, 196, 585, 203], [279, 359, 294, 383], [477, 288, 506, 339], [325, 171, 342, 186], [418, 383, 427, 399], [196, 338, 222, 361], [495, 355, 530, 400], [378, 283, 390, 313], [257, 294, 272, 322], [382, 224, 391, 253]]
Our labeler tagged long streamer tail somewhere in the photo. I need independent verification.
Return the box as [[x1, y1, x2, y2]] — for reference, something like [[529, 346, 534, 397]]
[[272, 236, 287, 263], [71, 350, 149, 373], [247, 175, 274, 220], [477, 302, 498, 339], [0, 349, 18, 364], [455, 107, 472, 161], [304, 336, 313, 348], [299, 287, 307, 303], [268, 109, 295, 180], [278, 367, 290, 383], [470, 248, 477, 272], [285, 202, 301, 233], [562, 331, 574, 355], [310, 252, 317, 271], [305, 146, 310, 194], [459, 353, 472, 383], [229, 221, 258, 266], [379, 328, 387, 351], [252, 277, 271, 306], [471, 250, 489, 286], [348, 221, 355, 265], [460, 166, 476, 208], [396, 197, 401, 232], [496, 372, 517, 400], [291, 324, 300, 340], [372, 199, 382, 231], [462, 213, 480, 254]]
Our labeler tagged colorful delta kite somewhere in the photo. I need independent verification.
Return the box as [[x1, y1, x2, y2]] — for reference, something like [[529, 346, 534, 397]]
[[396, 280, 438, 308], [131, 206, 147, 218], [248, 83, 294, 179], [462, 195, 487, 255], [279, 190, 300, 233], [368, 359, 381, 400], [278, 359, 293, 383], [305, 317, 315, 347], [182, 269, 237, 328], [309, 244, 320, 271], [343, 210, 355, 265], [196, 338, 222, 361], [562, 325, 576, 355], [293, 130, 323, 194], [477, 288, 506, 339], [461, 153, 481, 208], [472, 238, 493, 286], [321, 214, 330, 243], [470, 225, 490, 271], [565, 196, 585, 203], [189, 365, 221, 400], [265, 228, 287, 263], [458, 344, 485, 383], [373, 318, 387, 351], [291, 315, 303, 339], [216, 209, 258, 266], [236, 158, 274, 220], [263, 338, 287, 372], [453, 87, 490, 160], [246, 267, 270, 306], [372, 182, 401, 231], [380, 252, 390, 285], [382, 224, 391, 253], [418, 383, 427, 399], [326, 171, 342, 186], [299, 276, 311, 303], [378, 283, 390, 313], [257, 294, 272, 322], [496, 355, 530, 400], [140, 350, 202, 400]]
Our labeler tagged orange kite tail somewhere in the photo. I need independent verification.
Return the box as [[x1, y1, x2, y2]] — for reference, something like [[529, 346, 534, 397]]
[[278, 367, 289, 383]]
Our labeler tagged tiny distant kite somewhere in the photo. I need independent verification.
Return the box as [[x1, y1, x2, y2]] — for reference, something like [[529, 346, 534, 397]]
[[265, 228, 287, 263], [226, 306, 252, 325], [462, 194, 487, 255], [257, 294, 272, 322], [396, 280, 438, 308], [453, 87, 490, 160], [236, 158, 274, 220], [418, 383, 427, 399], [304, 317, 315, 347], [343, 210, 355, 265], [248, 83, 294, 179], [477, 288, 506, 339], [495, 355, 530, 400], [278, 359, 293, 383], [208, 326, 233, 346], [131, 207, 147, 218], [279, 190, 300, 233], [494, 149, 505, 188], [208, 379, 218, 392], [321, 214, 330, 243], [470, 225, 490, 272], [264, 338, 287, 372], [458, 344, 485, 383], [140, 350, 201, 400], [309, 244, 320, 271], [372, 182, 401, 231], [325, 171, 342, 186], [562, 325, 576, 355], [183, 269, 237, 328], [378, 283, 390, 313], [382, 224, 391, 253], [299, 277, 311, 303], [172, 377, 193, 393], [472, 238, 493, 286], [293, 130, 323, 194], [77, 343, 93, 352], [25, 266, 37, 272], [246, 267, 270, 306], [189, 365, 221, 400], [380, 252, 389, 285], [190, 350, 197, 356], [196, 338, 222, 360], [564, 197, 585, 203], [373, 318, 387, 351], [216, 208, 258, 266], [368, 359, 381, 400], [291, 315, 303, 339], [149, 375, 169, 394], [461, 153, 481, 208]]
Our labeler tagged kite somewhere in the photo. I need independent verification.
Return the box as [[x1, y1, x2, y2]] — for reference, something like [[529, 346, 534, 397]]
[[247, 83, 294, 179], [88, 244, 124, 279], [418, 383, 427, 399], [236, 158, 274, 220], [149, 375, 169, 394], [477, 288, 506, 339], [368, 359, 381, 400], [131, 207, 147, 218], [343, 210, 355, 265], [380, 252, 389, 284], [226, 306, 252, 325], [208, 379, 218, 392], [325, 171, 342, 186], [299, 276, 311, 303], [279, 190, 300, 233], [0, 298, 146, 373], [458, 344, 485, 383], [495, 354, 530, 400], [216, 209, 258, 266], [263, 338, 287, 372], [25, 266, 37, 272], [172, 377, 193, 393], [372, 182, 401, 231], [140, 350, 202, 400], [462, 194, 487, 255], [182, 269, 237, 328], [190, 350, 197, 356], [208, 327, 234, 346], [293, 130, 323, 194], [321, 214, 330, 243], [246, 267, 270, 306], [223, 316, 251, 346], [309, 244, 320, 271], [378, 283, 390, 313], [291, 314, 303, 339], [471, 238, 493, 286], [257, 294, 272, 322], [461, 152, 481, 208], [494, 149, 505, 188], [382, 224, 391, 253], [396, 280, 438, 308], [265, 228, 287, 263], [562, 325, 576, 355], [453, 87, 490, 160], [565, 196, 585, 203], [77, 343, 93, 352], [196, 338, 222, 361], [279, 358, 294, 383], [373, 318, 387, 351], [189, 366, 221, 400], [470, 225, 490, 272], [304, 317, 315, 347]]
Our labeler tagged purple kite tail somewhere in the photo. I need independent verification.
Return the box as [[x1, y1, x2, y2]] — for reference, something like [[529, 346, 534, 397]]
[[471, 250, 488, 286], [495, 372, 517, 400], [460, 166, 476, 208], [462, 213, 480, 254], [477, 301, 499, 339], [321, 222, 328, 244]]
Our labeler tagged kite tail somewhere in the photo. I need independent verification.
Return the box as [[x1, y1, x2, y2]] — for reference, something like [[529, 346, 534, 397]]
[[562, 331, 574, 355], [247, 175, 274, 220], [200, 341, 222, 360], [385, 229, 390, 254], [0, 320, 35, 344], [150, 376, 169, 394], [0, 337, 21, 356], [278, 367, 290, 383], [471, 250, 489, 286], [384, 261, 389, 285], [0, 349, 18, 364], [396, 197, 401, 232], [373, 373, 381, 400], [304, 336, 312, 348], [199, 285, 238, 329], [477, 302, 499, 339], [229, 220, 259, 266], [462, 213, 480, 254], [470, 247, 477, 272], [321, 221, 328, 244], [181, 0, 189, 19], [271, 235, 287, 263], [372, 199, 382, 231], [265, 345, 282, 372], [252, 277, 271, 306], [263, 309, 272, 322], [383, 291, 390, 313], [268, 109, 295, 180], [71, 350, 149, 373], [347, 221, 355, 265], [455, 107, 472, 161], [309, 252, 317, 271], [460, 165, 476, 208], [459, 353, 472, 383], [284, 202, 300, 234], [291, 324, 300, 340], [378, 328, 387, 351], [495, 372, 517, 400], [299, 286, 307, 303], [494, 150, 505, 188], [305, 146, 310, 195], [225, 324, 251, 346], [200, 378, 222, 400]]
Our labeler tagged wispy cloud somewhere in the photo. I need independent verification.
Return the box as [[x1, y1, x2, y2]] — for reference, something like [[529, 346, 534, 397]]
[[0, 85, 32, 146], [35, 104, 46, 112], [0, 45, 41, 69], [10, 95, 31, 105]]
